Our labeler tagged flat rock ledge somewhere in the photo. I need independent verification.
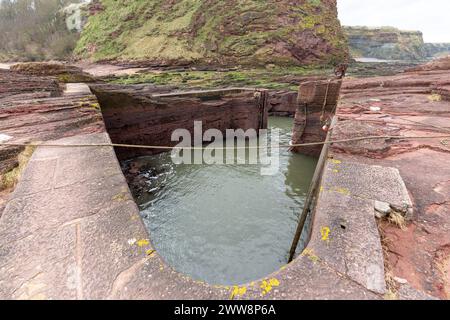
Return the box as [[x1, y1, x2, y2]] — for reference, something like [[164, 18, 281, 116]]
[[309, 159, 413, 295]]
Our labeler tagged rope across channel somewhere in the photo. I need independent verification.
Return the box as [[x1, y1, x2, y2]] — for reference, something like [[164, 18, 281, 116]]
[[1, 134, 450, 150]]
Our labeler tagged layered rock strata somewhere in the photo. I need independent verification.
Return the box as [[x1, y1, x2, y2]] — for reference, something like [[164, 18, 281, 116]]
[[91, 85, 269, 160]]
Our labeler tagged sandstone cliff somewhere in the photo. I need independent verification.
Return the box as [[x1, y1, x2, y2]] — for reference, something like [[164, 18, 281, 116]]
[[344, 26, 426, 61], [75, 0, 348, 67]]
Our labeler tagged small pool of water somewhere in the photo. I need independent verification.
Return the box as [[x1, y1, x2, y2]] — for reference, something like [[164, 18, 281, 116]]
[[128, 117, 318, 285]]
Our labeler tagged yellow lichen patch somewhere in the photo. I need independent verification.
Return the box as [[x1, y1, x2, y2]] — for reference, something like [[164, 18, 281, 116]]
[[332, 187, 350, 195], [260, 278, 280, 296], [269, 278, 280, 287], [214, 284, 230, 290], [321, 227, 331, 241], [330, 159, 342, 164], [146, 249, 156, 256], [136, 239, 150, 247], [333, 169, 339, 173], [230, 286, 238, 299], [428, 94, 442, 102], [301, 248, 320, 263], [90, 103, 101, 110], [112, 192, 129, 202]]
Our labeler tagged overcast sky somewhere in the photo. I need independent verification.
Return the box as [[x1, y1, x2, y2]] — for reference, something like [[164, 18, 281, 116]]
[[337, 0, 450, 43]]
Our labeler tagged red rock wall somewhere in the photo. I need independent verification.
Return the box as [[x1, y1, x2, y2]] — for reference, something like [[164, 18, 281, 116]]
[[267, 91, 298, 117], [291, 79, 342, 157], [91, 87, 269, 160]]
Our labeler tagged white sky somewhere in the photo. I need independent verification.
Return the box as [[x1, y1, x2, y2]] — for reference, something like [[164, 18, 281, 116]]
[[337, 0, 450, 43]]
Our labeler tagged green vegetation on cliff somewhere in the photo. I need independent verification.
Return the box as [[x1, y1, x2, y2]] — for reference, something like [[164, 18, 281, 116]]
[[109, 65, 331, 90], [75, 0, 348, 66]]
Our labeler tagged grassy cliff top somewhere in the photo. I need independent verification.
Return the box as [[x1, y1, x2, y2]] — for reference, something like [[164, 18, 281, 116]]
[[343, 26, 423, 35], [75, 0, 348, 67]]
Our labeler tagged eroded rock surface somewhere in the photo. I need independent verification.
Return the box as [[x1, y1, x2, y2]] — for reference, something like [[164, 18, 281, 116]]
[[330, 59, 450, 299]]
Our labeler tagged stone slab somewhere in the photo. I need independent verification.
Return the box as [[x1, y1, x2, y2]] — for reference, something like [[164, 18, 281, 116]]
[[321, 159, 413, 213], [0, 224, 77, 300], [64, 83, 92, 96], [305, 159, 415, 294], [0, 132, 149, 299], [397, 283, 439, 300], [309, 185, 387, 294]]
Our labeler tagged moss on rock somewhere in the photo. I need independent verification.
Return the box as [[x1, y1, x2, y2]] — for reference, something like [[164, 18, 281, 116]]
[[109, 65, 331, 91]]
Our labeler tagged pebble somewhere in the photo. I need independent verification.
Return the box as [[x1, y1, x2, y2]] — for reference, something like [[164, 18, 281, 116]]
[[374, 200, 391, 218], [0, 134, 12, 143], [394, 277, 408, 285]]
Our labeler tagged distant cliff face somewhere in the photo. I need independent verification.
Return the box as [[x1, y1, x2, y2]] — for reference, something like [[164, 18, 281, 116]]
[[75, 0, 348, 67], [344, 26, 426, 61], [424, 43, 450, 58]]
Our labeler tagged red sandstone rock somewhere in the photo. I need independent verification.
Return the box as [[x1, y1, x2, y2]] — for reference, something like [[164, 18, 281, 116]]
[[0, 70, 104, 176], [91, 85, 269, 160], [406, 55, 450, 72], [267, 91, 298, 116], [291, 79, 342, 156], [331, 62, 450, 299], [0, 69, 61, 99]]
